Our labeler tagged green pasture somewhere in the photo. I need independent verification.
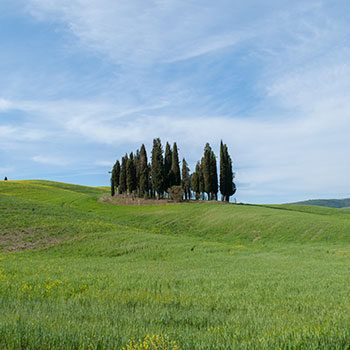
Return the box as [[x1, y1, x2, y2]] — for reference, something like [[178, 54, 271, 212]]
[[1, 180, 350, 349]]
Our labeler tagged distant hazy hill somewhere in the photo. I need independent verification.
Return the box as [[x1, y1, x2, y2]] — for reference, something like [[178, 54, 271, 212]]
[[293, 198, 350, 209]]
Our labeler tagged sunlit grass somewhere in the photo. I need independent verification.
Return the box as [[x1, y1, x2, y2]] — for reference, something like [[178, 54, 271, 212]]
[[1, 180, 350, 349]]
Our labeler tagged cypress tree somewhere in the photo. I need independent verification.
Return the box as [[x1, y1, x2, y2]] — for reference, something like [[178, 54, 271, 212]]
[[191, 172, 199, 200], [164, 142, 172, 192], [210, 150, 218, 200], [220, 140, 227, 201], [139, 144, 149, 197], [119, 154, 128, 194], [110, 178, 115, 196], [111, 159, 120, 196], [202, 143, 212, 200], [197, 161, 205, 200], [181, 158, 191, 200], [148, 162, 154, 198], [170, 142, 181, 186], [134, 149, 141, 195], [127, 152, 137, 194], [151, 138, 165, 199], [226, 146, 236, 201], [202, 143, 218, 200], [219, 141, 236, 202]]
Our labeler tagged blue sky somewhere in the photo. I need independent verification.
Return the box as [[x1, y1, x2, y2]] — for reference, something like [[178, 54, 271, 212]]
[[0, 0, 350, 203]]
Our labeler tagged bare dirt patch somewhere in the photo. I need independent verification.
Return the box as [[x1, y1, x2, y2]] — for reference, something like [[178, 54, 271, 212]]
[[0, 229, 67, 253], [99, 194, 178, 206]]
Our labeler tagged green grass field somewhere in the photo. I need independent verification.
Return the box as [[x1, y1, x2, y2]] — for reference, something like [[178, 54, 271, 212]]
[[1, 180, 350, 349]]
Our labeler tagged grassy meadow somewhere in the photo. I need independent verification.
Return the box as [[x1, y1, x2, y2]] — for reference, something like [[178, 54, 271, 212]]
[[1, 181, 350, 349]]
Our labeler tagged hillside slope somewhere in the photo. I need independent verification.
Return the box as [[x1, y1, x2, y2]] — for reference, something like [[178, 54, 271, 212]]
[[2, 181, 350, 349], [1, 180, 350, 251], [292, 198, 350, 208]]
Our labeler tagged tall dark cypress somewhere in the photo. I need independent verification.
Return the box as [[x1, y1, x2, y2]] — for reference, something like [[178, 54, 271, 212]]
[[197, 161, 205, 200], [139, 144, 149, 197], [220, 141, 236, 202], [151, 138, 165, 199], [119, 154, 128, 194], [164, 142, 172, 191], [127, 152, 137, 194], [148, 162, 154, 198], [191, 172, 199, 200], [227, 156, 237, 200], [202, 143, 218, 200], [111, 159, 120, 196], [210, 150, 218, 200], [181, 158, 191, 200], [171, 142, 181, 186], [220, 140, 227, 201], [225, 144, 236, 201], [202, 143, 212, 200], [134, 149, 141, 195], [110, 178, 115, 196]]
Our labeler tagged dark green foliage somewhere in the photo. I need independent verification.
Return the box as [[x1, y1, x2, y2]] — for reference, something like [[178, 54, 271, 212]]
[[112, 139, 223, 202], [110, 178, 115, 196], [110, 160, 120, 196], [151, 138, 165, 199], [202, 143, 218, 200], [126, 153, 137, 194], [193, 161, 205, 200], [191, 172, 199, 200], [220, 141, 227, 201], [134, 149, 140, 194], [170, 142, 181, 187], [181, 158, 191, 200], [138, 144, 149, 197], [164, 142, 172, 191], [210, 150, 218, 200], [119, 155, 128, 194], [220, 141, 236, 202], [198, 162, 205, 200]]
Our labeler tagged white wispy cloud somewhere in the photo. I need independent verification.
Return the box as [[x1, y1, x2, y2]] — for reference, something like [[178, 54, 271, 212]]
[[32, 155, 70, 166], [25, 0, 315, 65], [0, 98, 12, 111]]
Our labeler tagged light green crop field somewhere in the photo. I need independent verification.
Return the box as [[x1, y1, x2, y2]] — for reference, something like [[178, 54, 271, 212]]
[[1, 180, 350, 349]]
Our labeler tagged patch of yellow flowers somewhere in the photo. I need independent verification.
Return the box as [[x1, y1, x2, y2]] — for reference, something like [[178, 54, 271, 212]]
[[122, 334, 179, 350]]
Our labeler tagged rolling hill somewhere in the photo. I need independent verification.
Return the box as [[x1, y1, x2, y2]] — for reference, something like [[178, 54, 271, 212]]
[[1, 180, 350, 349], [292, 198, 350, 209]]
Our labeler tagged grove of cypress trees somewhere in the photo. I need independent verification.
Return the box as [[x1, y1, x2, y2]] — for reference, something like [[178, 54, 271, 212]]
[[110, 139, 230, 202], [181, 158, 191, 200], [151, 138, 165, 199], [170, 142, 181, 186]]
